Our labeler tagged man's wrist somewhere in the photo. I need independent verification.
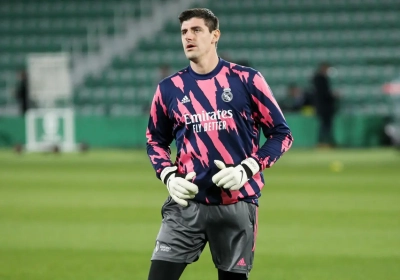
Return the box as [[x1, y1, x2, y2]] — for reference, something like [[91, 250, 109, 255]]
[[160, 166, 177, 184], [241, 157, 260, 179]]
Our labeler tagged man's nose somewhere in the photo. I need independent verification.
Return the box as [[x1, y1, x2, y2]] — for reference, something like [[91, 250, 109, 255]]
[[185, 31, 194, 41]]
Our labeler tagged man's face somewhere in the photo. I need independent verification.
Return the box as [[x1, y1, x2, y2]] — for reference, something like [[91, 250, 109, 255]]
[[290, 87, 301, 97], [321, 64, 330, 75], [180, 17, 218, 62]]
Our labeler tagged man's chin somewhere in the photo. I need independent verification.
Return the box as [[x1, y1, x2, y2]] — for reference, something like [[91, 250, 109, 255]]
[[185, 53, 198, 61]]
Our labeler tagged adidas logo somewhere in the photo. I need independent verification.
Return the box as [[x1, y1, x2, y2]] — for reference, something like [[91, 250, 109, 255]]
[[181, 95, 190, 104], [236, 258, 247, 267]]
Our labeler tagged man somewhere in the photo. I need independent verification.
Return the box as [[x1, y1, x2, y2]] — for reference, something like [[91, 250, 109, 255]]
[[312, 62, 337, 147], [146, 8, 293, 280], [158, 63, 172, 80], [15, 70, 29, 116], [281, 83, 308, 113]]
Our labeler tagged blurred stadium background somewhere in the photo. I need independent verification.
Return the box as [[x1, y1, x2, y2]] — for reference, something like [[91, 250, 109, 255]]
[[0, 0, 400, 279]]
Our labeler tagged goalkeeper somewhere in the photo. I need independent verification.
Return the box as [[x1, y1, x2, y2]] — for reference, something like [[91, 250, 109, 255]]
[[146, 8, 293, 280]]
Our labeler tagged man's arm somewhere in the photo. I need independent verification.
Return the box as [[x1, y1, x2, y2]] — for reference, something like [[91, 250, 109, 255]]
[[146, 84, 199, 206], [249, 72, 293, 170], [146, 84, 174, 179], [212, 72, 294, 190]]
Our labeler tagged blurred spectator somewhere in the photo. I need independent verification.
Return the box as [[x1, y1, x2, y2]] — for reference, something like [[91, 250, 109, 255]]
[[312, 62, 339, 148], [15, 69, 29, 116], [143, 64, 172, 114], [158, 64, 171, 80], [281, 83, 313, 113], [144, 64, 172, 114]]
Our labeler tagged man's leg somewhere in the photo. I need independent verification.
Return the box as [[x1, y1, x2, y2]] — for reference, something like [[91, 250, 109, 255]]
[[148, 260, 187, 280], [218, 269, 248, 280], [325, 114, 335, 146], [206, 201, 257, 277], [318, 115, 329, 144], [318, 114, 333, 146], [149, 198, 206, 279]]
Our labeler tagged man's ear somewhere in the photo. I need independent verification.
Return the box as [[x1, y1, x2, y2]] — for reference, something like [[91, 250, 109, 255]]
[[212, 29, 221, 45]]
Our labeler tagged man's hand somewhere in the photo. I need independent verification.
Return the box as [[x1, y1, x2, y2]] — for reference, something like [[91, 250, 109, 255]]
[[212, 158, 260, 190], [160, 166, 198, 207]]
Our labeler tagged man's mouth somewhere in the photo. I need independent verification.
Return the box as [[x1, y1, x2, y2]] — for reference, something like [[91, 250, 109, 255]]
[[186, 44, 196, 50]]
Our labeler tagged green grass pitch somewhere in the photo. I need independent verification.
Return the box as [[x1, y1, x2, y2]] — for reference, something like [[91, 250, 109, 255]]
[[0, 148, 399, 280]]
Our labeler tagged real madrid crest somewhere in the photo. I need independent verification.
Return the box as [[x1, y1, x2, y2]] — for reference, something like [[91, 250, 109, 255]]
[[221, 88, 233, 102]]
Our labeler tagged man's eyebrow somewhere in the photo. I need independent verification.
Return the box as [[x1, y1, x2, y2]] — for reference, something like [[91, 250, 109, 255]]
[[181, 26, 203, 32]]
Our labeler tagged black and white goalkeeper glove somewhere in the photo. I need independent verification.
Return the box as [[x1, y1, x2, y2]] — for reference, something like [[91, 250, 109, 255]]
[[212, 158, 260, 190], [160, 166, 198, 207]]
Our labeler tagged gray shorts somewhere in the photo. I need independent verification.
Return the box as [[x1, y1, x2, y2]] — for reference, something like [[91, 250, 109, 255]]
[[151, 198, 258, 274]]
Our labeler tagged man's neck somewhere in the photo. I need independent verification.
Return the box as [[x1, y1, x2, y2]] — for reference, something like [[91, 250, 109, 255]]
[[190, 53, 219, 75]]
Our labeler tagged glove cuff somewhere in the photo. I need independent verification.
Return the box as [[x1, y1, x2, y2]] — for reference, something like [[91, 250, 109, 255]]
[[160, 166, 177, 185], [241, 157, 260, 178]]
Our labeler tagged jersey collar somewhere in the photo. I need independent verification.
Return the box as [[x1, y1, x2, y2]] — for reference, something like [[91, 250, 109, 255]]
[[188, 57, 225, 80]]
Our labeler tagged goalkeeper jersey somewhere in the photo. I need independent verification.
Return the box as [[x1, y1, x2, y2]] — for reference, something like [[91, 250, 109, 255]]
[[146, 58, 293, 205]]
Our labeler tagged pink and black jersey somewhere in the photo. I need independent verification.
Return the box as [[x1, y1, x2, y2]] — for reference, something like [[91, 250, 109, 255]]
[[146, 58, 293, 205]]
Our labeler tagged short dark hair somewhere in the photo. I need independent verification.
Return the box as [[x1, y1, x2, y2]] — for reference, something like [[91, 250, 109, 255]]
[[319, 61, 331, 69], [178, 8, 219, 33]]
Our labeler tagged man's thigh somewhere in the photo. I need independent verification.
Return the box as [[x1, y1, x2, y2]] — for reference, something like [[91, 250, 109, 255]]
[[205, 201, 258, 275], [151, 198, 207, 263]]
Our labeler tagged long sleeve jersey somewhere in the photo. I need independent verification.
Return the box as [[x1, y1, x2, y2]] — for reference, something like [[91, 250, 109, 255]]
[[146, 58, 293, 205]]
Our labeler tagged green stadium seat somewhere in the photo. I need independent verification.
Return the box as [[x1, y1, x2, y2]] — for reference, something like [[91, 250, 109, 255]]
[[4, 0, 398, 114]]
